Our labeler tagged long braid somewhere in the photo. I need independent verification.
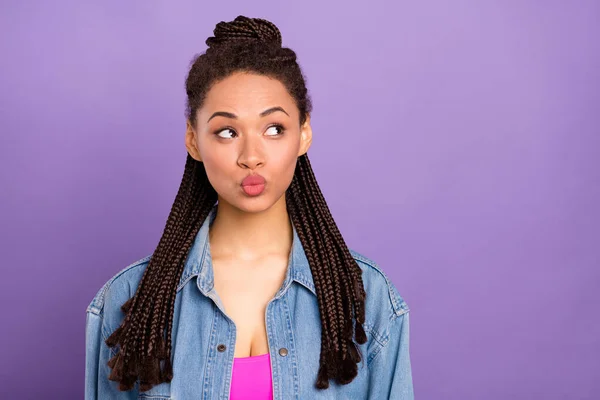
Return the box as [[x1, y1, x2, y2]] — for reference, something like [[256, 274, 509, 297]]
[[297, 166, 343, 355], [104, 15, 367, 392], [159, 156, 216, 382], [293, 158, 345, 359], [288, 154, 367, 388], [142, 156, 208, 372], [120, 153, 197, 383], [299, 154, 367, 365], [300, 153, 368, 343], [109, 153, 199, 357], [106, 154, 217, 391], [286, 168, 339, 381]]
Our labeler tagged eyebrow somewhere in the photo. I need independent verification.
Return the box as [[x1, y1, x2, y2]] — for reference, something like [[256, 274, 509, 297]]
[[207, 106, 289, 123]]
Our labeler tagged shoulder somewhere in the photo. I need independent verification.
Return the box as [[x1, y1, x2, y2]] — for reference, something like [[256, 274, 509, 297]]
[[86, 254, 152, 316], [348, 248, 410, 349], [349, 248, 410, 317]]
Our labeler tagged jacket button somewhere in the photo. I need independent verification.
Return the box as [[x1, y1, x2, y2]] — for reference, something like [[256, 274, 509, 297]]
[[217, 344, 226, 352], [278, 347, 288, 357]]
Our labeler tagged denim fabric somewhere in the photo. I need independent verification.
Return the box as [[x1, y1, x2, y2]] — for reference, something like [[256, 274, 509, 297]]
[[85, 204, 414, 399]]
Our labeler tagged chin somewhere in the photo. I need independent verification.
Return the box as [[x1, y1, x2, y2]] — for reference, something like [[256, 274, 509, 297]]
[[219, 190, 273, 214]]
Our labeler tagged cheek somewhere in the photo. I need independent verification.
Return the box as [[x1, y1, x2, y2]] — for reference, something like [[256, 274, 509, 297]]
[[200, 150, 235, 189], [273, 146, 299, 184]]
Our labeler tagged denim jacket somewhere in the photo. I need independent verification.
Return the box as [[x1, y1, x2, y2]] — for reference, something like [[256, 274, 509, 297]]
[[85, 204, 414, 399]]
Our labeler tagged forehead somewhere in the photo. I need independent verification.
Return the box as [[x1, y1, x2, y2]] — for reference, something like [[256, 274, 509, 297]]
[[201, 72, 297, 119]]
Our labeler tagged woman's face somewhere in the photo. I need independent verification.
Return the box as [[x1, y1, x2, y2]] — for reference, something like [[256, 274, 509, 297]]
[[185, 71, 312, 213]]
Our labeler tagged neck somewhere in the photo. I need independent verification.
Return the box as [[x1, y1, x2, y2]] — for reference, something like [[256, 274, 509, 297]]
[[208, 195, 293, 260]]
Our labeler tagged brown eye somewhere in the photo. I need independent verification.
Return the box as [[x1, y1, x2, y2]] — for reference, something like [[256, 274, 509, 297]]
[[215, 128, 236, 139], [265, 124, 285, 136]]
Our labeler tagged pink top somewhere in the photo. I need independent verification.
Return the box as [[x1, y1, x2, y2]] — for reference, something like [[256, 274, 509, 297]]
[[230, 352, 273, 399]]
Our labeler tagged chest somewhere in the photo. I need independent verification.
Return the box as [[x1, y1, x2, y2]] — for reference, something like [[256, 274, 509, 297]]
[[211, 254, 289, 357], [140, 272, 373, 399]]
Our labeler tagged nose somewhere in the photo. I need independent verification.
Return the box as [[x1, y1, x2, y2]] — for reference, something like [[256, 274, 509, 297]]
[[237, 133, 264, 169]]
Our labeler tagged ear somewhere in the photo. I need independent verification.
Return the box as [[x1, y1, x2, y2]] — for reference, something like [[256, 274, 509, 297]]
[[185, 119, 202, 162], [298, 114, 313, 157]]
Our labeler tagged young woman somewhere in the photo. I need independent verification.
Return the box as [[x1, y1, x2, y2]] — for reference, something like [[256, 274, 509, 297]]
[[85, 15, 414, 399]]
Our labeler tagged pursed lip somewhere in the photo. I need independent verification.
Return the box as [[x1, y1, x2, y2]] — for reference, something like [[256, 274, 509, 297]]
[[241, 173, 266, 186]]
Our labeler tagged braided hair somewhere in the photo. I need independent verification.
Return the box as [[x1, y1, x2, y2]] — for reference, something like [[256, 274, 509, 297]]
[[104, 15, 368, 392]]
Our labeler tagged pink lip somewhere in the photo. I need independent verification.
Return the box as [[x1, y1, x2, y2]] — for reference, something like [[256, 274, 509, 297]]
[[241, 174, 266, 196], [241, 174, 266, 186]]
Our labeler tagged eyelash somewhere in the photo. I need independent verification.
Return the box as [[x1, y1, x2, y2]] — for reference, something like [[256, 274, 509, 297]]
[[213, 124, 286, 139]]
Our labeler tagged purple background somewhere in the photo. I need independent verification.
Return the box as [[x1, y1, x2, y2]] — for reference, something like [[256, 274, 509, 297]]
[[1, 1, 598, 398]]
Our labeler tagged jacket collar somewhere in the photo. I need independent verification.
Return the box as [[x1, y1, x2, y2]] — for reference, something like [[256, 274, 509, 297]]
[[177, 203, 316, 298]]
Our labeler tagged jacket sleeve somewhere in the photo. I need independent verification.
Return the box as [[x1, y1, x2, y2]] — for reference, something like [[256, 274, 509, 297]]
[[85, 311, 138, 400], [367, 311, 414, 399]]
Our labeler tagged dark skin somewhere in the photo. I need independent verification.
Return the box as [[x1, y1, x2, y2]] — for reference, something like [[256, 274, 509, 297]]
[[184, 71, 313, 357]]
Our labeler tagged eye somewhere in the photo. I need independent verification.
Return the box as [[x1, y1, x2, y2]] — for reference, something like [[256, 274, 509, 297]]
[[215, 127, 237, 139], [265, 124, 285, 136]]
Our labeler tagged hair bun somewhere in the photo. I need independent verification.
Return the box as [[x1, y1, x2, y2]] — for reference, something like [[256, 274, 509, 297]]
[[205, 15, 282, 49]]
